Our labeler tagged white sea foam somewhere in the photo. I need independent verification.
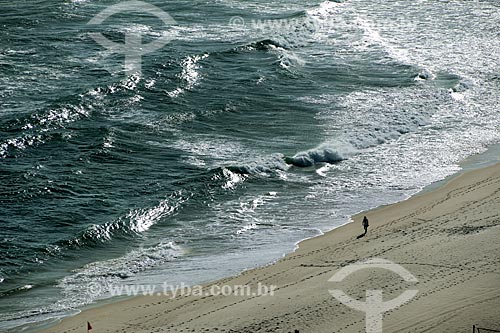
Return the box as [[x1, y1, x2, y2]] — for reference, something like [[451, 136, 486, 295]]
[[56, 241, 181, 309], [166, 54, 209, 97], [306, 0, 347, 18], [128, 202, 175, 233], [288, 146, 347, 167], [236, 223, 258, 235], [3, 1, 500, 331], [221, 168, 246, 189], [0, 105, 90, 158]]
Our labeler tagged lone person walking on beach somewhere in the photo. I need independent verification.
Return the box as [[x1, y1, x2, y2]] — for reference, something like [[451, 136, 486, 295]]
[[362, 216, 369, 235]]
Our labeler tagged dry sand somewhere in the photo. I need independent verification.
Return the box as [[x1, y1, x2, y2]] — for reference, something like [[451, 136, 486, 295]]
[[38, 163, 500, 333]]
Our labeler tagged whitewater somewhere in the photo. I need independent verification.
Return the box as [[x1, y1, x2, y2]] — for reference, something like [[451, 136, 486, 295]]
[[0, 0, 499, 331]]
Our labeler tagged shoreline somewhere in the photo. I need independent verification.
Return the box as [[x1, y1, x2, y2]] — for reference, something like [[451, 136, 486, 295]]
[[32, 158, 500, 332]]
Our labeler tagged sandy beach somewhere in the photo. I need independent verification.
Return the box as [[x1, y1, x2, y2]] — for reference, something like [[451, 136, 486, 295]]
[[37, 163, 500, 333]]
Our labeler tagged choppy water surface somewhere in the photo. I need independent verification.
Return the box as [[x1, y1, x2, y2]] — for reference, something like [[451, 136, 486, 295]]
[[1, 0, 499, 330]]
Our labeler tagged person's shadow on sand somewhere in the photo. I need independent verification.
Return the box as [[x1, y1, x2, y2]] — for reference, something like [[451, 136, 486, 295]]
[[356, 233, 366, 239]]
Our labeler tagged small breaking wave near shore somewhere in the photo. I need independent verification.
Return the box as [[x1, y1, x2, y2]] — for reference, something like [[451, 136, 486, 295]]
[[1, 0, 499, 331]]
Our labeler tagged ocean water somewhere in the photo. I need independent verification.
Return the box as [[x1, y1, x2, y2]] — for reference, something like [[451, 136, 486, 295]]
[[1, 0, 499, 330]]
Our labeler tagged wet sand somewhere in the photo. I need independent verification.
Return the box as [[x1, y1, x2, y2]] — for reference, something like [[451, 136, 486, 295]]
[[37, 163, 500, 333]]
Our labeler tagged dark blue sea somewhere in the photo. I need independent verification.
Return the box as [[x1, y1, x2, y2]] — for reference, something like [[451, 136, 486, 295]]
[[1, 0, 499, 330]]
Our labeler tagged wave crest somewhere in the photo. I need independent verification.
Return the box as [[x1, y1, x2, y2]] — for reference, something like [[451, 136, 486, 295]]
[[286, 146, 346, 167]]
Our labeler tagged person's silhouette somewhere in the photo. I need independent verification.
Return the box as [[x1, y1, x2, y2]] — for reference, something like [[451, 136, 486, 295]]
[[362, 216, 369, 235]]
